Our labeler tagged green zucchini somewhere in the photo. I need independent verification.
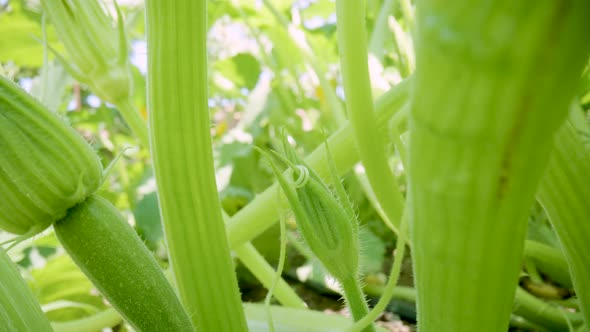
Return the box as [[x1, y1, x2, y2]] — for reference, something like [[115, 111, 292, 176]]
[[54, 195, 193, 332]]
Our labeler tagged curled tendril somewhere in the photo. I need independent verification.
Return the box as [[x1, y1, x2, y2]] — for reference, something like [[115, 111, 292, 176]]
[[293, 165, 310, 188]]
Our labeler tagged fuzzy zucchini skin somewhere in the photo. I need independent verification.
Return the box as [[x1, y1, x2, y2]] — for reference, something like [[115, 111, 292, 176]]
[[0, 247, 53, 332], [409, 1, 590, 331], [54, 195, 193, 332]]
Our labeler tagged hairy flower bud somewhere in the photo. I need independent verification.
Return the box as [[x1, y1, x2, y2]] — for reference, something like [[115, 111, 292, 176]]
[[295, 173, 360, 280], [0, 75, 102, 235], [260, 135, 360, 282]]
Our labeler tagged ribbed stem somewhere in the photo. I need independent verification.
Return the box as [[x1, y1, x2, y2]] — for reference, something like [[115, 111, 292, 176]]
[[409, 2, 590, 332], [51, 308, 121, 332], [145, 1, 248, 330], [235, 243, 307, 309], [537, 107, 590, 326], [226, 78, 410, 249], [336, 0, 405, 232]]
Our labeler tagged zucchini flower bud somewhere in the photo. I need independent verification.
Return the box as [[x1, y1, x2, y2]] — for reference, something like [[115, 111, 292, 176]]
[[42, 0, 132, 104], [0, 75, 103, 235], [259, 135, 360, 282]]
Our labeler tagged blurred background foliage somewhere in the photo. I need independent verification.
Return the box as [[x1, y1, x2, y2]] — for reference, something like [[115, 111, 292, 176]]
[[1, 0, 588, 331], [0, 0, 411, 330]]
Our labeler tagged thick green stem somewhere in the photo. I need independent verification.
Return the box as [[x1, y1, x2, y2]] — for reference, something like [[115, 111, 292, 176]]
[[523, 258, 543, 285], [537, 106, 590, 326], [363, 285, 416, 304], [220, 209, 305, 309], [145, 1, 247, 330], [227, 78, 410, 250], [514, 287, 584, 331], [523, 240, 572, 288], [51, 308, 121, 332], [409, 2, 590, 332], [341, 277, 376, 332], [335, 0, 405, 232], [235, 243, 307, 309], [362, 283, 583, 331], [508, 315, 547, 332]]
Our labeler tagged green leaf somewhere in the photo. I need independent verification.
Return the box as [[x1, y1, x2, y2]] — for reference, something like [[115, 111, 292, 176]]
[[219, 141, 253, 166], [29, 254, 107, 322], [265, 28, 305, 71], [306, 30, 338, 64], [301, 0, 334, 23], [0, 2, 61, 67], [134, 192, 164, 248], [214, 53, 261, 90]]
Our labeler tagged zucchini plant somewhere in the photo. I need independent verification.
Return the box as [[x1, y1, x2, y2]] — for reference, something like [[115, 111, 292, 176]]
[[409, 1, 589, 331], [0, 73, 192, 331], [0, 0, 589, 331]]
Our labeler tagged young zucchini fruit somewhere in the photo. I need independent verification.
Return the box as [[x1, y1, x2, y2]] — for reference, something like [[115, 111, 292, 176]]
[[0, 247, 53, 332], [54, 195, 194, 332], [409, 1, 590, 331], [0, 74, 191, 330], [0, 75, 102, 236]]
